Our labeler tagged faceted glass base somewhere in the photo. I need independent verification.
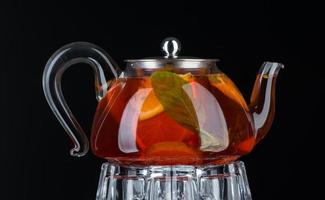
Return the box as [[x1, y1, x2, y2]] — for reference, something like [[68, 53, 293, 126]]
[[96, 161, 252, 200]]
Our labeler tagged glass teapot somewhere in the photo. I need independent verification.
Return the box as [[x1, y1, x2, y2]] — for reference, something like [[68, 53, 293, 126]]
[[43, 37, 283, 166]]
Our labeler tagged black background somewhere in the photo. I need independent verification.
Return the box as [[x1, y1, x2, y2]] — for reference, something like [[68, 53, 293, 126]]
[[1, 0, 324, 199]]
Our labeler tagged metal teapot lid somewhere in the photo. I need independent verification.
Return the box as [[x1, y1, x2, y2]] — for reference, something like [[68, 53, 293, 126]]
[[125, 37, 219, 69]]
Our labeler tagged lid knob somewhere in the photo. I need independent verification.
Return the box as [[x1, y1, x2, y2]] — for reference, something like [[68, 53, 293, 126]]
[[161, 37, 181, 58]]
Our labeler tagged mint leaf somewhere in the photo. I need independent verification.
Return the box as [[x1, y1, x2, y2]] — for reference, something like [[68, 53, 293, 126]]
[[151, 71, 199, 133]]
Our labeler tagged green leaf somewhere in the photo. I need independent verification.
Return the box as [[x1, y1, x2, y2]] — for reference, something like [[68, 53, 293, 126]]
[[151, 71, 228, 152], [151, 71, 199, 132]]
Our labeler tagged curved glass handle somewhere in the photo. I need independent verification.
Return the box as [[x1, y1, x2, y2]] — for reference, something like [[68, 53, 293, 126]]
[[42, 42, 121, 157]]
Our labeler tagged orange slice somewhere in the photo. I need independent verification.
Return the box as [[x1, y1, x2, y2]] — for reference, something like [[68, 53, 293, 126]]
[[136, 112, 199, 150], [139, 91, 164, 121], [209, 74, 249, 110]]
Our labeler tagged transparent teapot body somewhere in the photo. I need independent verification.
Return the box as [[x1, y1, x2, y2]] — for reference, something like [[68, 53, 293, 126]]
[[42, 39, 283, 199], [91, 64, 255, 165], [43, 40, 282, 166]]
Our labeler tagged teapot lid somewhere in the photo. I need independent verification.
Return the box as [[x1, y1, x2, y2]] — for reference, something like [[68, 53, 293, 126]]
[[125, 37, 219, 69]]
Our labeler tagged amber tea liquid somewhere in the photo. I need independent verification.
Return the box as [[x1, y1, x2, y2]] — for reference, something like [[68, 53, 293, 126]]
[[91, 73, 255, 165]]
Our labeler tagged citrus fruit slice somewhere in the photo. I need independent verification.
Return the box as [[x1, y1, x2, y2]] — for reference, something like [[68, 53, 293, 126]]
[[208, 74, 249, 110], [136, 112, 199, 150], [138, 90, 164, 121], [138, 73, 193, 121], [179, 72, 193, 82]]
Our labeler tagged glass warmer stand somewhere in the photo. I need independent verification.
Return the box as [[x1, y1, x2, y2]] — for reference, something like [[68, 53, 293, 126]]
[[96, 161, 252, 200]]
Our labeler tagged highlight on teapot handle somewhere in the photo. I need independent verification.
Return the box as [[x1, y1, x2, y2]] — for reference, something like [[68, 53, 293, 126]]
[[42, 42, 121, 157]]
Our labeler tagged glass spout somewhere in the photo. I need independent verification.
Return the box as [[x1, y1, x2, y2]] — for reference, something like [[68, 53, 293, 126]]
[[249, 62, 284, 143]]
